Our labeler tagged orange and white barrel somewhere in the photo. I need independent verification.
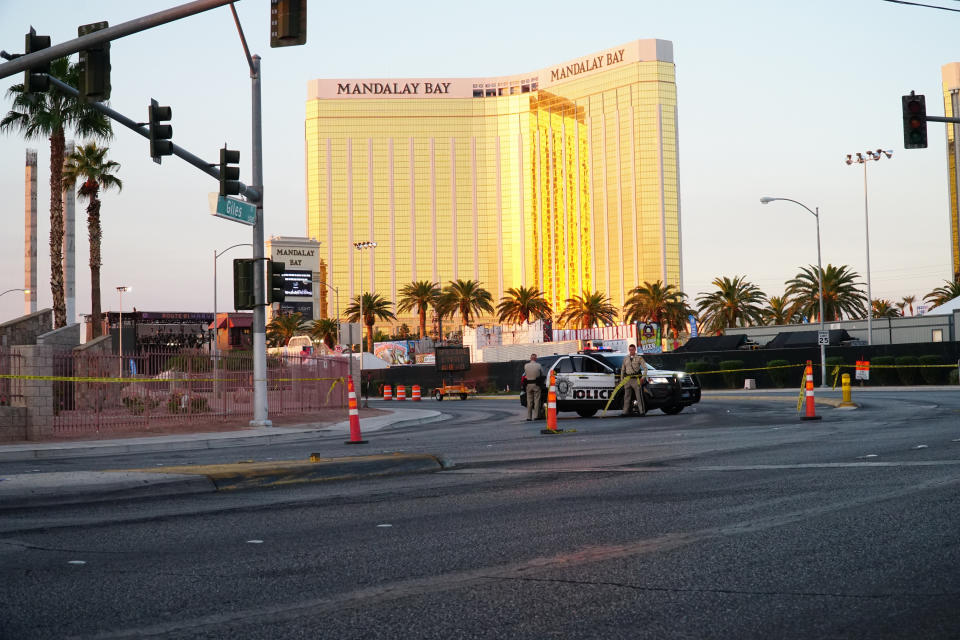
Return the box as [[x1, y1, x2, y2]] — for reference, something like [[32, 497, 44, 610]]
[[411, 385, 421, 401], [383, 385, 392, 401], [397, 385, 406, 401]]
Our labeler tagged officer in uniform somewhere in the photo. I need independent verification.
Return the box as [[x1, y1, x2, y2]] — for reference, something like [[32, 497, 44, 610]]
[[621, 344, 649, 416], [523, 353, 544, 421]]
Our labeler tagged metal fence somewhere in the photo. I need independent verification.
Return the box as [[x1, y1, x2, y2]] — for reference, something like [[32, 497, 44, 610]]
[[51, 350, 349, 436], [0, 348, 23, 406]]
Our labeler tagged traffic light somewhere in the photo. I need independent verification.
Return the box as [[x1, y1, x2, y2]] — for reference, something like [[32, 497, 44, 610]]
[[219, 147, 241, 196], [902, 92, 928, 149], [77, 21, 111, 102], [233, 258, 256, 310], [267, 259, 286, 304], [148, 99, 173, 162], [23, 27, 51, 94], [270, 0, 307, 47]]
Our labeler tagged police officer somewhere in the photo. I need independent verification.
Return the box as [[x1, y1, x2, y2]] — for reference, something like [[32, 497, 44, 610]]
[[523, 353, 544, 421], [621, 343, 648, 416]]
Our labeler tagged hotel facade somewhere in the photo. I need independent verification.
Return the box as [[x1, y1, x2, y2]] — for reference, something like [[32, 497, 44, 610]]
[[941, 63, 960, 280], [305, 39, 682, 328]]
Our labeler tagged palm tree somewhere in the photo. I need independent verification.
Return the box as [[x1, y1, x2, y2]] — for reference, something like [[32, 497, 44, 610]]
[[901, 294, 916, 316], [442, 279, 494, 328], [266, 312, 308, 347], [309, 318, 339, 349], [345, 292, 397, 352], [1, 58, 112, 328], [762, 295, 800, 326], [784, 264, 867, 321], [558, 290, 618, 329], [623, 281, 684, 325], [431, 290, 456, 342], [62, 142, 121, 339], [872, 299, 900, 318], [496, 286, 552, 325], [695, 276, 767, 334], [894, 300, 907, 316], [396, 280, 440, 338], [924, 279, 960, 309]]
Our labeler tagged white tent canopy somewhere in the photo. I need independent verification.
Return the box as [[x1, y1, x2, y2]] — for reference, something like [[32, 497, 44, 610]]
[[925, 295, 960, 315]]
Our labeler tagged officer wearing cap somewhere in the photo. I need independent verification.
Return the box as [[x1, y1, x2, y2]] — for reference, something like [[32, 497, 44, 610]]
[[620, 343, 648, 416], [523, 353, 544, 421]]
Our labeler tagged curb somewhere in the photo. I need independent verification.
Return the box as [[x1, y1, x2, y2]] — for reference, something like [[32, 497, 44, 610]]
[[0, 409, 447, 462], [0, 453, 451, 510]]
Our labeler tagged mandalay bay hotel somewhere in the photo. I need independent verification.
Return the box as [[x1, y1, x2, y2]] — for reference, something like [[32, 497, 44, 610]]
[[305, 38, 682, 329]]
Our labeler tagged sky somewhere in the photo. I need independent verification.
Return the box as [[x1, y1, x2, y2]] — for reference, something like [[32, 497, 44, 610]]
[[1, 0, 958, 325]]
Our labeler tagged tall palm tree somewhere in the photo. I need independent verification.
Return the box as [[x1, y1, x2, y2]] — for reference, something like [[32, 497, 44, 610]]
[[443, 279, 494, 329], [396, 280, 440, 338], [309, 318, 339, 349], [496, 286, 552, 325], [1, 58, 112, 328], [762, 295, 800, 326], [345, 292, 397, 352], [901, 294, 916, 316], [784, 264, 867, 321], [872, 299, 900, 318], [623, 280, 688, 329], [431, 290, 456, 342], [558, 290, 618, 329], [695, 276, 767, 334], [266, 312, 308, 347], [62, 142, 121, 339], [924, 279, 960, 309]]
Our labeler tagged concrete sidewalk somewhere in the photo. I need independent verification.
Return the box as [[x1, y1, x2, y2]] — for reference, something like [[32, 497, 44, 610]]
[[0, 408, 447, 462]]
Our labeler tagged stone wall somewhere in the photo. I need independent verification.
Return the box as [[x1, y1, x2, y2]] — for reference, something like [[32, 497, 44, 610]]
[[13, 345, 54, 440], [37, 322, 81, 349], [0, 407, 27, 442], [0, 309, 52, 348]]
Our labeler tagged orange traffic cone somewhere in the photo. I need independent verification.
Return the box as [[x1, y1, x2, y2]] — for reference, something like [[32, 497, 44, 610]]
[[801, 360, 821, 421], [541, 370, 561, 434], [345, 375, 368, 444]]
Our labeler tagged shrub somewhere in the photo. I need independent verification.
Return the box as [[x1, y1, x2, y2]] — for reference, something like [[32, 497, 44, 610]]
[[766, 359, 793, 388], [167, 391, 210, 414], [870, 356, 897, 385], [895, 355, 921, 386], [684, 360, 719, 388], [122, 393, 160, 415], [950, 369, 959, 385], [719, 359, 746, 389], [919, 355, 946, 384]]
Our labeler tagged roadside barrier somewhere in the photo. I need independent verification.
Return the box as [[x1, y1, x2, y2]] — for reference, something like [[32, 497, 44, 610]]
[[839, 373, 856, 407], [383, 384, 392, 401], [396, 385, 406, 401], [541, 370, 560, 434], [345, 375, 367, 444], [411, 385, 421, 401], [801, 360, 821, 421]]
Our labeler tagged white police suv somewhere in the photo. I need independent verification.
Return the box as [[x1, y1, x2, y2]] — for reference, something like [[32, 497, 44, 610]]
[[519, 351, 701, 418]]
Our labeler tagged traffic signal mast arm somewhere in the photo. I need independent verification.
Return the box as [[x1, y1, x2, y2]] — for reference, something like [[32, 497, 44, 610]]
[[46, 74, 260, 203], [920, 115, 960, 124]]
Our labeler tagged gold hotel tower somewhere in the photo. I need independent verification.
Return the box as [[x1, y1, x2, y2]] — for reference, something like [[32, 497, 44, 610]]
[[941, 63, 960, 280], [305, 39, 682, 328]]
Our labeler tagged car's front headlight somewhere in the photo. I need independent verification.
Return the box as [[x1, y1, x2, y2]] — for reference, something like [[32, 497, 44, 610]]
[[647, 376, 671, 384]]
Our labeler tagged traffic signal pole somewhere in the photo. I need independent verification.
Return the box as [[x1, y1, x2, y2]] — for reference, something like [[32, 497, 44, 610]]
[[250, 53, 270, 427]]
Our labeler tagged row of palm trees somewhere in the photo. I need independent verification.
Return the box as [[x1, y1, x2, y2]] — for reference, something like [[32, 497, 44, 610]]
[[269, 267, 960, 350], [2, 57, 119, 337]]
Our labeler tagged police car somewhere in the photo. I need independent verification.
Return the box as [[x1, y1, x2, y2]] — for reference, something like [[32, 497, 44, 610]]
[[519, 351, 701, 418]]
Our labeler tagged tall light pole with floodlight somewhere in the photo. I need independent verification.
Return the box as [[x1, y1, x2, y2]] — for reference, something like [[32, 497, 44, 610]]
[[845, 149, 893, 345], [116, 286, 131, 376], [760, 197, 827, 388]]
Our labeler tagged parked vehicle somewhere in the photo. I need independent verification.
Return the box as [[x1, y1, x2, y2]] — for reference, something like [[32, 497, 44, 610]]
[[519, 352, 701, 419]]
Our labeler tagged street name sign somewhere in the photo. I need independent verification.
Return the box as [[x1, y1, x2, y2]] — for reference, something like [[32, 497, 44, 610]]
[[208, 192, 257, 226]]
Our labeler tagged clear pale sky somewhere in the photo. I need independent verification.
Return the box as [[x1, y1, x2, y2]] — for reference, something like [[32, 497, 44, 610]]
[[0, 0, 957, 324]]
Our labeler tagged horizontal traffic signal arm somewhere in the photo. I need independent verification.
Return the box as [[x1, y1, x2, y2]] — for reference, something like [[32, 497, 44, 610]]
[[44, 75, 260, 203]]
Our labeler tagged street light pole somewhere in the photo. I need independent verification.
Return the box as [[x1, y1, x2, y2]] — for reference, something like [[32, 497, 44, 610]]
[[353, 241, 377, 405], [0, 288, 29, 299], [760, 197, 827, 387], [845, 149, 893, 346], [318, 281, 340, 347], [116, 286, 130, 376]]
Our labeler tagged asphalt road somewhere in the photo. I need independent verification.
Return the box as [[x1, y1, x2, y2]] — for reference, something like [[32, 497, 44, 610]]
[[2, 390, 960, 639]]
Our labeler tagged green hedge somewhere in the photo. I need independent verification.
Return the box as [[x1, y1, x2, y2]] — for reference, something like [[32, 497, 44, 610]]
[[919, 355, 946, 384], [684, 361, 719, 388], [719, 359, 746, 389], [895, 355, 921, 385], [766, 359, 792, 388], [870, 356, 898, 385], [950, 369, 959, 385]]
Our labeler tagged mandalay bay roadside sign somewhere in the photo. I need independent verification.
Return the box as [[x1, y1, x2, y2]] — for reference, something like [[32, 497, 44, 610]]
[[208, 192, 257, 226]]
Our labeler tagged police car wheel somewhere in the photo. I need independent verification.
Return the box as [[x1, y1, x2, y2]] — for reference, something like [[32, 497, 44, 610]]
[[576, 408, 598, 418], [434, 391, 443, 401], [661, 404, 683, 415], [459, 393, 468, 400]]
